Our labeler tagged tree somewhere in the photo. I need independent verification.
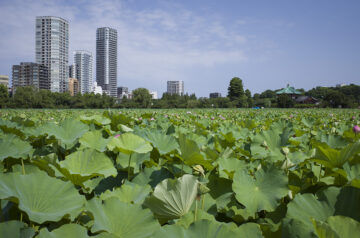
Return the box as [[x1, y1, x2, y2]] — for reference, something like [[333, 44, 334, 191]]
[[0, 84, 9, 108], [132, 88, 152, 108], [227, 77, 245, 101], [277, 94, 294, 108], [245, 89, 253, 108]]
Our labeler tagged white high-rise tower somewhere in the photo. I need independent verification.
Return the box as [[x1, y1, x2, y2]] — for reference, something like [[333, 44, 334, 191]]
[[74, 51, 93, 94], [35, 16, 69, 92], [96, 27, 117, 97]]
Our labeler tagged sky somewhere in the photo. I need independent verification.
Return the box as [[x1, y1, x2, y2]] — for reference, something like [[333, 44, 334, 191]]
[[0, 0, 359, 97]]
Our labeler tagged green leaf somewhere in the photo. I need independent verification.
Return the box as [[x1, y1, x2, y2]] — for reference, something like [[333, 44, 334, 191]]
[[107, 133, 153, 154], [87, 197, 160, 238], [80, 115, 111, 125], [217, 157, 248, 179], [43, 119, 89, 148], [132, 167, 174, 188], [79, 130, 110, 152], [145, 131, 179, 155], [0, 220, 35, 238], [178, 134, 213, 170], [313, 142, 360, 169], [37, 224, 90, 238], [59, 149, 117, 186], [0, 172, 85, 223], [313, 216, 360, 238], [100, 181, 151, 204], [0, 134, 33, 161], [153, 220, 263, 238], [144, 174, 199, 221], [232, 166, 288, 216]]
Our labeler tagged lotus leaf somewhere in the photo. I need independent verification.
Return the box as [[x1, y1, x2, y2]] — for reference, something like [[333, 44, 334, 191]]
[[145, 174, 199, 221], [42, 119, 89, 147], [0, 220, 35, 238], [100, 181, 151, 204], [0, 134, 32, 161], [232, 166, 288, 216], [59, 148, 117, 186], [37, 224, 90, 238], [0, 172, 85, 223], [153, 219, 263, 238], [144, 131, 179, 155], [79, 130, 110, 152], [107, 133, 153, 154], [312, 216, 360, 238], [87, 197, 160, 238]]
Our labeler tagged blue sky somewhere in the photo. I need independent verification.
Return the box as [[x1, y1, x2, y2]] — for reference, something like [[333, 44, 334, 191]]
[[0, 0, 359, 97]]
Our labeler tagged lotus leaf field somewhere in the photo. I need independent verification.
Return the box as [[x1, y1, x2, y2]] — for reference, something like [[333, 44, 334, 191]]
[[0, 109, 360, 238]]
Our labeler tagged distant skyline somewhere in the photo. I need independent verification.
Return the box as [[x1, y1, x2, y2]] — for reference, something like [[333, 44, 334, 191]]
[[0, 0, 359, 97]]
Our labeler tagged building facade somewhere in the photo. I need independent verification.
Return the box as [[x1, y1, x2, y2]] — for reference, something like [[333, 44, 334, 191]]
[[74, 51, 93, 94], [69, 64, 76, 79], [12, 62, 49, 90], [167, 81, 184, 95], [92, 81, 103, 95], [36, 16, 69, 93], [210, 92, 222, 98], [68, 78, 79, 96], [0, 75, 9, 88], [96, 27, 117, 97]]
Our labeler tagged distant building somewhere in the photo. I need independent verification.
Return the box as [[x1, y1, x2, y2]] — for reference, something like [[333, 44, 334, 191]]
[[117, 87, 129, 99], [295, 96, 319, 104], [69, 65, 76, 78], [92, 81, 103, 95], [276, 84, 302, 99], [36, 16, 69, 92], [12, 62, 49, 91], [150, 90, 158, 99], [0, 75, 9, 88], [210, 92, 221, 98], [336, 84, 347, 88], [96, 27, 117, 97], [74, 51, 93, 94], [167, 81, 184, 95], [68, 78, 79, 96]]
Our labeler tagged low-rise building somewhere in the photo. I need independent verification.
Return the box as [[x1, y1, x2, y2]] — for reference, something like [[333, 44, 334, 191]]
[[92, 81, 103, 95], [0, 75, 9, 88], [150, 90, 158, 99], [12, 62, 49, 91]]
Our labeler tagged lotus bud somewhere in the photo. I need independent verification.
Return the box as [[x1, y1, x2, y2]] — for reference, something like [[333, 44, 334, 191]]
[[282, 147, 290, 155], [353, 125, 360, 134], [198, 184, 210, 195], [150, 117, 155, 121], [193, 165, 205, 177], [114, 134, 121, 138]]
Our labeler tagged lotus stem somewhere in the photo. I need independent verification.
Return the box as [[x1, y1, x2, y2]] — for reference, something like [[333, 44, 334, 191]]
[[194, 200, 198, 222], [318, 164, 322, 182], [128, 154, 132, 181], [21, 158, 25, 175], [201, 195, 205, 210]]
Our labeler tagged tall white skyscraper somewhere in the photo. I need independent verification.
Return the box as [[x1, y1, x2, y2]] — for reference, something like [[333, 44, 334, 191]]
[[74, 51, 93, 94], [167, 81, 184, 95], [96, 27, 117, 97], [35, 16, 69, 92]]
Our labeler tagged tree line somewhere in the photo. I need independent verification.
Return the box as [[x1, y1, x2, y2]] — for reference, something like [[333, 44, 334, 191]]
[[0, 78, 359, 109]]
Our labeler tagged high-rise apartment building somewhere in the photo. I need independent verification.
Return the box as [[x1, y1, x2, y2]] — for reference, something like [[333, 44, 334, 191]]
[[167, 81, 184, 96], [74, 51, 93, 94], [69, 65, 76, 79], [96, 27, 117, 97], [35, 16, 69, 93], [0, 75, 9, 88], [12, 62, 49, 90]]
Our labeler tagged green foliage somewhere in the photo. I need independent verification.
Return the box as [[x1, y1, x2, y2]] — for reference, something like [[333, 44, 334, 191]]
[[132, 88, 152, 108], [0, 108, 359, 237]]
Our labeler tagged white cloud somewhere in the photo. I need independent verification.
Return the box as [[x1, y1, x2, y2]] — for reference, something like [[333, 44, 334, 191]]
[[0, 0, 249, 95]]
